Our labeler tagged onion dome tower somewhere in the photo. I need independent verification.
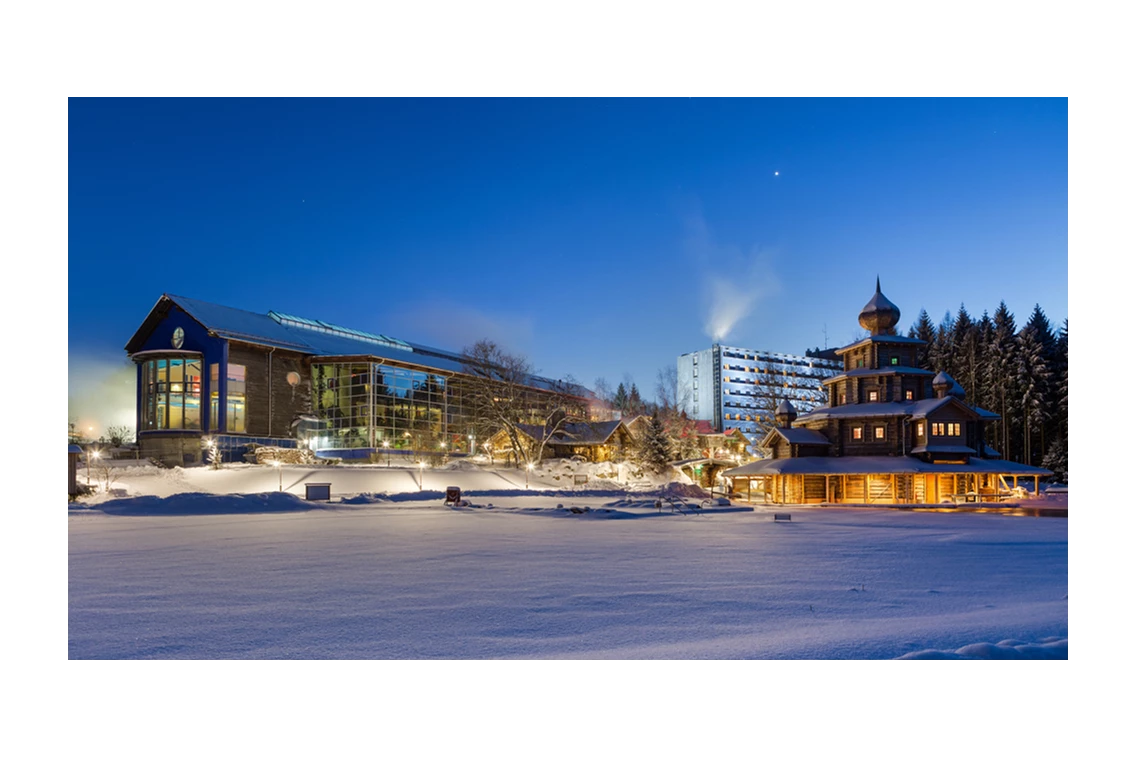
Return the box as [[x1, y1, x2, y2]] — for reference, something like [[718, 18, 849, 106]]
[[933, 371, 952, 399], [932, 371, 966, 399], [775, 399, 797, 428], [858, 277, 901, 336]]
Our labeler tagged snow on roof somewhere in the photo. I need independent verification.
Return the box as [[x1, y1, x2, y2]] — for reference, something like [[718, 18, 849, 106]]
[[822, 366, 936, 384], [515, 420, 626, 446], [769, 427, 830, 446], [834, 334, 927, 355], [723, 455, 1052, 477], [132, 294, 589, 397], [796, 396, 989, 422], [908, 444, 977, 455]]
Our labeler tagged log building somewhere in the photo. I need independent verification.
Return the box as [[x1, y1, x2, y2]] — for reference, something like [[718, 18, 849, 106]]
[[724, 280, 1052, 504]]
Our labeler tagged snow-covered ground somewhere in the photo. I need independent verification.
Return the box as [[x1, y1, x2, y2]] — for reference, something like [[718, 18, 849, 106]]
[[68, 461, 1067, 659]]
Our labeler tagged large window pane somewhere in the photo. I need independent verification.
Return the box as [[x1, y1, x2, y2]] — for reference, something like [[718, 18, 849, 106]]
[[169, 395, 184, 429]]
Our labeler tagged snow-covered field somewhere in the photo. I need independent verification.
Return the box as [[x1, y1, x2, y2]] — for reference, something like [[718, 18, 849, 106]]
[[68, 461, 1067, 659]]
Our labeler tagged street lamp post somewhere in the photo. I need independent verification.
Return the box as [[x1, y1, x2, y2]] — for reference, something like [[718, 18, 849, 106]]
[[468, 434, 474, 455], [383, 440, 390, 467], [272, 459, 282, 491], [526, 462, 534, 489], [86, 448, 100, 487], [418, 461, 425, 491]]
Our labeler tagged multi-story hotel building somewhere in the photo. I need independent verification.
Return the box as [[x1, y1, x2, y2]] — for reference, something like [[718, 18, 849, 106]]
[[677, 344, 841, 449]]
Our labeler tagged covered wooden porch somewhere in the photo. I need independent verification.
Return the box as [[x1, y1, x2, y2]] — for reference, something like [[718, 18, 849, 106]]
[[729, 471, 1043, 505]]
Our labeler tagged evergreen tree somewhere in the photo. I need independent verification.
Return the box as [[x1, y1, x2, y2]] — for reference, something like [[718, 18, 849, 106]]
[[930, 310, 954, 375], [1056, 319, 1068, 436], [973, 310, 993, 411], [613, 383, 628, 415], [1024, 304, 1058, 461], [1016, 322, 1052, 467], [910, 309, 936, 370], [1045, 319, 1069, 481], [639, 413, 674, 474], [628, 383, 644, 415], [1041, 431, 1068, 483], [952, 304, 980, 402], [982, 301, 1019, 458]]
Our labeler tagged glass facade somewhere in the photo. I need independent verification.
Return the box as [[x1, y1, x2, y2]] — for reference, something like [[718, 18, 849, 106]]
[[310, 361, 580, 452], [312, 362, 473, 451], [141, 356, 203, 431], [209, 363, 247, 433]]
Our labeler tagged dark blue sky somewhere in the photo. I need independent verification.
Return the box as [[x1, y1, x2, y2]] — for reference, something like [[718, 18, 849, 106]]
[[69, 98, 1066, 425]]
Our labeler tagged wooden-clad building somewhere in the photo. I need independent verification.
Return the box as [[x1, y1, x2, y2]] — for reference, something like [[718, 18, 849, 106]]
[[486, 419, 633, 463], [125, 294, 596, 466], [725, 279, 1051, 505]]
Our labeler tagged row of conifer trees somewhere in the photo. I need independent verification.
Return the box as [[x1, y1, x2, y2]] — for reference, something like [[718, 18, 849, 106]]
[[906, 302, 1067, 481]]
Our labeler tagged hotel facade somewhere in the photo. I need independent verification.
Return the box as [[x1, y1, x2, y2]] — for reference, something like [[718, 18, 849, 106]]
[[677, 345, 841, 450]]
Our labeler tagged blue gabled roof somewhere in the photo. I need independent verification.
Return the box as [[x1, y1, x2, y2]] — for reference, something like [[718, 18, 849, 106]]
[[128, 294, 591, 396], [165, 295, 313, 351]]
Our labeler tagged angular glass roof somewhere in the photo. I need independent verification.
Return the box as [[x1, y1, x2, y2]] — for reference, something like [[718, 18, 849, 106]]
[[268, 311, 411, 351]]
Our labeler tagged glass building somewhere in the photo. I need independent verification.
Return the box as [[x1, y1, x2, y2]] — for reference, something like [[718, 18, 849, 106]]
[[125, 294, 593, 465]]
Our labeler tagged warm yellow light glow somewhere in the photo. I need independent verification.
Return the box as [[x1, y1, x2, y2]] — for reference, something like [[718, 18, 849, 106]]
[[382, 441, 390, 448], [91, 450, 100, 459], [527, 463, 534, 471]]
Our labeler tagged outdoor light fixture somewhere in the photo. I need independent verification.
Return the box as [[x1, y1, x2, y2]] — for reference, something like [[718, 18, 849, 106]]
[[383, 439, 390, 467], [419, 461, 425, 491], [526, 462, 534, 489], [272, 459, 282, 491], [86, 448, 100, 486]]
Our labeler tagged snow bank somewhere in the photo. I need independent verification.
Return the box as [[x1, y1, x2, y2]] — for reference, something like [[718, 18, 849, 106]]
[[74, 491, 328, 516], [658, 481, 712, 499], [897, 637, 1068, 660]]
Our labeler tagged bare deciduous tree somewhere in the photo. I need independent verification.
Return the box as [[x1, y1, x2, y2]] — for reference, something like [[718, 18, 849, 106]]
[[460, 341, 586, 467], [107, 425, 135, 447]]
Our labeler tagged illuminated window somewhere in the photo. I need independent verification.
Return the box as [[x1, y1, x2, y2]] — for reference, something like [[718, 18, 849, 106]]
[[931, 423, 945, 436], [852, 427, 863, 440], [948, 423, 961, 436], [905, 390, 914, 400], [142, 356, 202, 431], [916, 422, 925, 437], [227, 364, 247, 433], [868, 390, 879, 402], [874, 426, 885, 440], [857, 358, 864, 368], [891, 356, 899, 365]]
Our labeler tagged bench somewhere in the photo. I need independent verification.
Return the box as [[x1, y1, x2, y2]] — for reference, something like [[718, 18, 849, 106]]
[[773, 513, 791, 521], [305, 483, 331, 501]]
